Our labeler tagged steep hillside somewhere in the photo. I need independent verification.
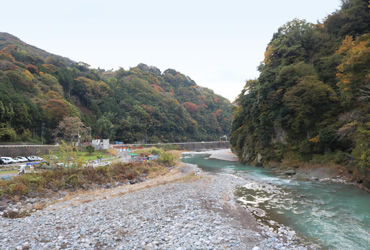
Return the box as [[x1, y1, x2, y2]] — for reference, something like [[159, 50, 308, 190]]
[[0, 33, 232, 143], [230, 0, 369, 177]]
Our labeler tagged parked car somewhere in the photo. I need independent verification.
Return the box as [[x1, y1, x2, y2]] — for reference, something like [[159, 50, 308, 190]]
[[26, 156, 35, 161], [15, 156, 28, 162], [34, 156, 43, 161], [0, 157, 15, 164], [11, 157, 22, 163], [27, 156, 43, 161]]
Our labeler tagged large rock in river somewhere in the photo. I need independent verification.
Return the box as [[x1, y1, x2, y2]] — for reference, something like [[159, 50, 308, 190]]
[[284, 169, 296, 175]]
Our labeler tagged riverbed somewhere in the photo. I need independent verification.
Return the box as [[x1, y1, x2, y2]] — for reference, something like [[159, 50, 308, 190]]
[[182, 150, 370, 250]]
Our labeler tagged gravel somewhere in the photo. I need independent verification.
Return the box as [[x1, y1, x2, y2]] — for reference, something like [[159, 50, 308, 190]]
[[0, 164, 313, 249]]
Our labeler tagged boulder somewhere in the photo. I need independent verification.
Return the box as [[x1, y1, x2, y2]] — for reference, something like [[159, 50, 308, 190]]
[[284, 169, 296, 175], [257, 153, 262, 164]]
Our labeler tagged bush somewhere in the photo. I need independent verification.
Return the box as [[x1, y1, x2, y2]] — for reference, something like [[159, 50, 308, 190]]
[[310, 151, 348, 165], [158, 151, 176, 166], [22, 175, 46, 192], [150, 147, 161, 155], [8, 183, 28, 196], [49, 179, 65, 191], [66, 174, 81, 187], [86, 145, 95, 154]]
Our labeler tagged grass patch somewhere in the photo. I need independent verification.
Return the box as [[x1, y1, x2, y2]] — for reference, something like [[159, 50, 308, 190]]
[[180, 172, 204, 182], [0, 159, 175, 201], [0, 169, 18, 175]]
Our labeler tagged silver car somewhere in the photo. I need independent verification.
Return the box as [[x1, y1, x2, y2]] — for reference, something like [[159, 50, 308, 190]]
[[15, 156, 28, 162]]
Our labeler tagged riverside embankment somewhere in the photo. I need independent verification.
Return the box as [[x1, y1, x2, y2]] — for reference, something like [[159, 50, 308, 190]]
[[0, 154, 310, 249]]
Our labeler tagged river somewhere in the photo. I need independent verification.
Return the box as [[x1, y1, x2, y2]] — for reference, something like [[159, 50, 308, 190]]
[[181, 152, 370, 250]]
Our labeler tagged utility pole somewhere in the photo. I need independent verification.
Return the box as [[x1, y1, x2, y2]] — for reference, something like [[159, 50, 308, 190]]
[[41, 122, 45, 144], [88, 127, 92, 142], [77, 128, 81, 147]]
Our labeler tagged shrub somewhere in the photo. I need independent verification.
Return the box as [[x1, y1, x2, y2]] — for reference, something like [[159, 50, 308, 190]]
[[66, 174, 81, 187], [86, 145, 95, 154], [49, 179, 65, 191], [8, 183, 28, 196], [96, 165, 110, 178], [150, 147, 161, 155], [159, 151, 176, 166], [22, 175, 46, 192]]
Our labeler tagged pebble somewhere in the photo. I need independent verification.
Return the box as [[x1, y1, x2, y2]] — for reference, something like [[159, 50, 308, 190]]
[[0, 164, 312, 249]]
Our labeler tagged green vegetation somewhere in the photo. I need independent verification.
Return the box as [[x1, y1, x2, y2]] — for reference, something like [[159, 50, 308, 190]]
[[0, 34, 232, 144], [230, 0, 370, 177], [0, 148, 178, 199], [135, 147, 178, 166], [44, 144, 112, 163]]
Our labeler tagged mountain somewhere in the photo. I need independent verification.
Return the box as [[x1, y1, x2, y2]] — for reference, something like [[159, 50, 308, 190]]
[[0, 33, 232, 143], [0, 33, 74, 66], [230, 0, 370, 179]]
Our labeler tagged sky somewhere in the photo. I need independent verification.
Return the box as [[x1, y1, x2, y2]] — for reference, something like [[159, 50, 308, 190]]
[[1, 0, 341, 101]]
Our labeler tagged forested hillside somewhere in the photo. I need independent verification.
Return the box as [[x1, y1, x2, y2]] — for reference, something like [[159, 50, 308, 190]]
[[0, 33, 232, 143], [231, 0, 370, 174]]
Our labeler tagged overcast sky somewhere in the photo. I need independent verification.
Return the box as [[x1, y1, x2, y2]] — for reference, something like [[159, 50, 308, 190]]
[[1, 0, 341, 101]]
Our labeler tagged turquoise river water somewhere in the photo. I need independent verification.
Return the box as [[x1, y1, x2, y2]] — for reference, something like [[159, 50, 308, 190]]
[[181, 153, 370, 250]]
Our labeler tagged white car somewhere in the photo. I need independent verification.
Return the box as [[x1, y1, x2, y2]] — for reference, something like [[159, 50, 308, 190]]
[[28, 156, 43, 161], [0, 157, 15, 164], [26, 156, 36, 161], [15, 156, 28, 162]]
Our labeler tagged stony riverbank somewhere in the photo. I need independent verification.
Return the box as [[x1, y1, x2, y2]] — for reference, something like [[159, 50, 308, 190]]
[[0, 163, 313, 249]]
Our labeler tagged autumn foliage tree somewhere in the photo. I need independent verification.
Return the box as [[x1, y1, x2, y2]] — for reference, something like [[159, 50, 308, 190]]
[[182, 102, 198, 112], [336, 34, 370, 104], [43, 99, 69, 126], [54, 116, 88, 143]]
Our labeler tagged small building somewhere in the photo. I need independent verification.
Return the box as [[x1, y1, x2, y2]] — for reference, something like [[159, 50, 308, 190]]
[[92, 139, 110, 150]]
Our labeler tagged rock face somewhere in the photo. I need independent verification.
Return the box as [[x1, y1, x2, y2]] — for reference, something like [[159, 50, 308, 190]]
[[363, 169, 370, 190], [257, 153, 263, 164]]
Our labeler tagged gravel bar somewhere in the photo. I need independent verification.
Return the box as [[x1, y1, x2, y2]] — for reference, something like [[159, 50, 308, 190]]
[[0, 164, 312, 249]]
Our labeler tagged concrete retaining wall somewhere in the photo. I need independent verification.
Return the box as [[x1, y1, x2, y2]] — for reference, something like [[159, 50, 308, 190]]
[[143, 141, 231, 151], [0, 145, 57, 158], [0, 141, 231, 157]]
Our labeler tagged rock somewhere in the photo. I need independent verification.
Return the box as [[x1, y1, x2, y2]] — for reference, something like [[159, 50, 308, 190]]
[[59, 191, 67, 197], [137, 177, 146, 183], [284, 169, 296, 175], [257, 153, 263, 164], [28, 198, 38, 204], [129, 179, 137, 184], [0, 160, 311, 250], [22, 242, 30, 250]]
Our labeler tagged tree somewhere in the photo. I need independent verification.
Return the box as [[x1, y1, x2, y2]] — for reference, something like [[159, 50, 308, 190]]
[[182, 102, 198, 112], [283, 76, 338, 134], [0, 123, 16, 141], [96, 115, 115, 139], [54, 116, 88, 143], [336, 34, 370, 104], [43, 99, 69, 126]]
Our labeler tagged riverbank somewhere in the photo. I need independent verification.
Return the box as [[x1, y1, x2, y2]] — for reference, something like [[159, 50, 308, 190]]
[[0, 157, 313, 249], [207, 148, 370, 193]]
